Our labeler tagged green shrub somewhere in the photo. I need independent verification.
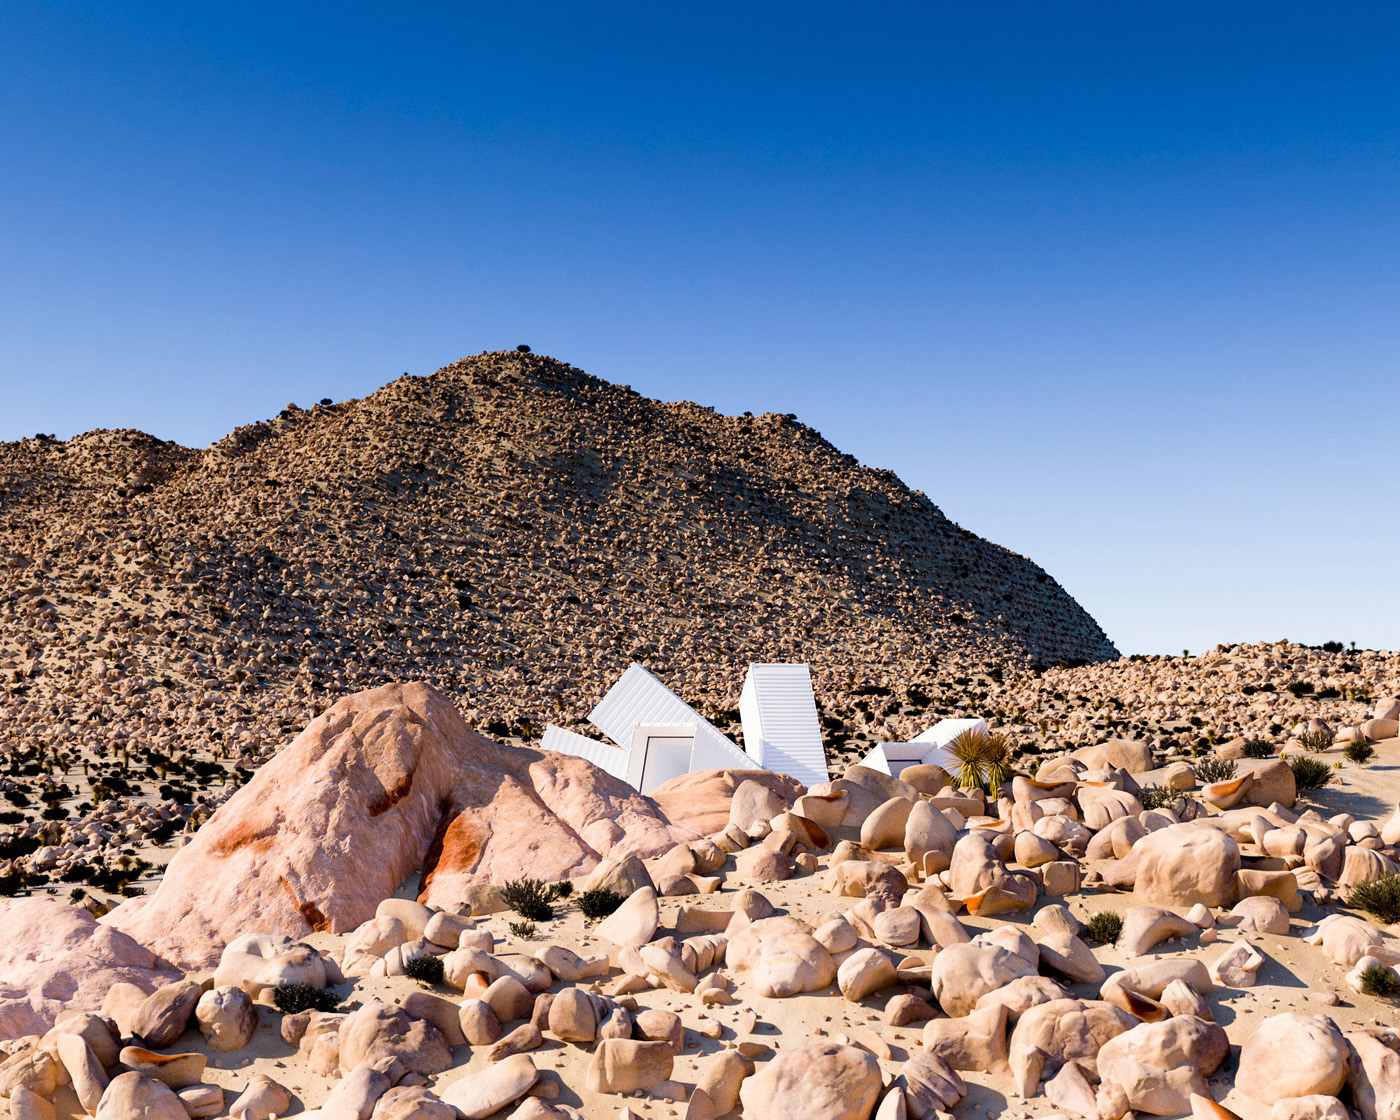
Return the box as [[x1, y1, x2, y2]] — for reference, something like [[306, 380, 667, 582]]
[[549, 880, 574, 900], [577, 887, 626, 921], [1350, 873, 1400, 924], [271, 984, 340, 1015], [1345, 742, 1376, 765], [1360, 963, 1399, 999], [947, 729, 1016, 796], [1241, 740, 1276, 759], [1084, 911, 1124, 946], [508, 920, 536, 939], [1289, 754, 1335, 792], [1296, 729, 1334, 752], [1135, 786, 1174, 811], [1192, 758, 1237, 784], [501, 878, 554, 922], [403, 954, 444, 986]]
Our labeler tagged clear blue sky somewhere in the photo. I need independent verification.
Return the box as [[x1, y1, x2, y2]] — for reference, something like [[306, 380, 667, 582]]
[[3, 3, 1397, 656]]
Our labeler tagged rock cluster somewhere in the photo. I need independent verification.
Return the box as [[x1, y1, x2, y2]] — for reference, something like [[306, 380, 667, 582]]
[[6, 683, 1400, 1120], [103, 682, 696, 969]]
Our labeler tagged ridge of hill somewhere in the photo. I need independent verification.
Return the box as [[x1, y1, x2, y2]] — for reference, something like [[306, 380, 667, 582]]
[[0, 350, 1115, 884]]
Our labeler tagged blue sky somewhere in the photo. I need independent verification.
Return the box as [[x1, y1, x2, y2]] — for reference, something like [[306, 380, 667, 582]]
[[3, 3, 1397, 655]]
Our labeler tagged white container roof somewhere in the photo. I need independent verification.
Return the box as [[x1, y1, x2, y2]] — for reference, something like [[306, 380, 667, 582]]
[[589, 662, 750, 775]]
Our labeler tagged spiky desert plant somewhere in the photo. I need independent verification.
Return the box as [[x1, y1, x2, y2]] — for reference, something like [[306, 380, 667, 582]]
[[403, 954, 444, 986], [1192, 758, 1237, 784], [1084, 911, 1124, 946], [1345, 741, 1376, 765], [501, 877, 554, 922], [577, 887, 625, 920], [508, 920, 536, 939], [1350, 874, 1400, 924], [947, 729, 1016, 796], [1296, 729, 1334, 752], [1289, 754, 1335, 792], [1360, 963, 1399, 999]]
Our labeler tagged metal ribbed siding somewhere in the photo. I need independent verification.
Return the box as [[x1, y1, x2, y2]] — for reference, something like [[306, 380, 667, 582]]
[[688, 730, 759, 772], [740, 663, 830, 788], [589, 662, 753, 773], [541, 724, 631, 781]]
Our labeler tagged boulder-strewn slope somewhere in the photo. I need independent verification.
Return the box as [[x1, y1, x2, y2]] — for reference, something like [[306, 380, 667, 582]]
[[105, 682, 696, 969], [0, 349, 1114, 889], [0, 352, 1113, 754]]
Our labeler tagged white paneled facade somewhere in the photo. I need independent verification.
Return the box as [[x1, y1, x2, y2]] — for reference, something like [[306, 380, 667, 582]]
[[739, 663, 830, 788]]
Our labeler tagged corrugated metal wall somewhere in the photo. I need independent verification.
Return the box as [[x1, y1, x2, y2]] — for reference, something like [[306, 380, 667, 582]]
[[740, 663, 830, 788], [540, 723, 631, 781], [590, 662, 754, 775]]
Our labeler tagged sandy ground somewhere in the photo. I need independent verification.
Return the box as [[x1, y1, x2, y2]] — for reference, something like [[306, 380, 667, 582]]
[[40, 737, 1400, 1120]]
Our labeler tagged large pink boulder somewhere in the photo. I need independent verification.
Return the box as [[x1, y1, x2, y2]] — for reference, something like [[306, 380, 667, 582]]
[[0, 897, 180, 1037], [1133, 824, 1240, 908], [648, 769, 805, 837], [106, 683, 696, 968]]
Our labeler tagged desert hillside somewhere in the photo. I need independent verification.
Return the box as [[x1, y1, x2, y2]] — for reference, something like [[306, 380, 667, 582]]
[[0, 351, 1107, 806]]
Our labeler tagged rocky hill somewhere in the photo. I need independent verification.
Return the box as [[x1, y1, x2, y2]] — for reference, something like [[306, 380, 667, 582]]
[[0, 350, 1112, 771]]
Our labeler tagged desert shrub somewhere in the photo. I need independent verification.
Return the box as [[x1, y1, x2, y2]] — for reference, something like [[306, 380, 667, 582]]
[[403, 954, 444, 986], [1350, 874, 1400, 925], [1241, 741, 1276, 759], [1286, 681, 1315, 697], [1289, 754, 1335, 792], [508, 920, 536, 939], [577, 887, 625, 921], [1192, 758, 1237, 784], [1345, 742, 1376, 765], [1360, 964, 1400, 999], [549, 880, 574, 900], [1296, 729, 1333, 752], [1084, 912, 1124, 946], [501, 878, 554, 922], [947, 729, 1016, 795], [1135, 786, 1174, 811], [271, 984, 340, 1015]]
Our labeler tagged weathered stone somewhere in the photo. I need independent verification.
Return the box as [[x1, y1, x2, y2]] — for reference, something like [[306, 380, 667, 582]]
[[585, 1038, 674, 1094], [1236, 1014, 1348, 1105], [740, 1042, 883, 1120]]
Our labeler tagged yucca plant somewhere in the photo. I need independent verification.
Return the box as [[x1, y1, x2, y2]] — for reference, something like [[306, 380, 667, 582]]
[[947, 729, 1015, 796]]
